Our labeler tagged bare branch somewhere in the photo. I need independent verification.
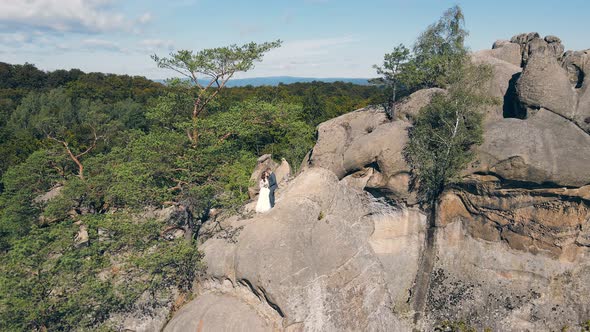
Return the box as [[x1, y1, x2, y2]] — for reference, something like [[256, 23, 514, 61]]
[[75, 127, 98, 159]]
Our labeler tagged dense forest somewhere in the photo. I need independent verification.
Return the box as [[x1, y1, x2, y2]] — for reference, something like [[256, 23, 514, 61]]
[[0, 60, 386, 330]]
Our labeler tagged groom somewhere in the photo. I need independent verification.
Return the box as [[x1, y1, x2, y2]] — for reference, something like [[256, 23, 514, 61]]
[[266, 167, 278, 208]]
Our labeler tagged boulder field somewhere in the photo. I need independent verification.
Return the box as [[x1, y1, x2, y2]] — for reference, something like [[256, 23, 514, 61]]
[[163, 33, 590, 331]]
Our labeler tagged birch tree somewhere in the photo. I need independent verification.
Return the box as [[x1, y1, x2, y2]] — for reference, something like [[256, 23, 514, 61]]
[[404, 63, 493, 204]]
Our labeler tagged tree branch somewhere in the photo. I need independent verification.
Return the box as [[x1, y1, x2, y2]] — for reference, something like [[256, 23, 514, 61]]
[[75, 127, 98, 159]]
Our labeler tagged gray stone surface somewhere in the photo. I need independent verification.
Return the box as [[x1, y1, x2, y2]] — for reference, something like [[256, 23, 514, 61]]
[[471, 51, 522, 122], [164, 293, 276, 332], [516, 52, 578, 120], [562, 49, 590, 132], [163, 34, 590, 332], [307, 106, 413, 202], [488, 40, 522, 67], [471, 108, 590, 187], [167, 166, 590, 331], [274, 157, 292, 186], [510, 32, 565, 65], [423, 219, 590, 332], [167, 168, 414, 331], [396, 88, 446, 121], [33, 185, 63, 204]]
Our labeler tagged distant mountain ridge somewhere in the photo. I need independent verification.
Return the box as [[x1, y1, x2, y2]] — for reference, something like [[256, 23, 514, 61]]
[[153, 76, 370, 87]]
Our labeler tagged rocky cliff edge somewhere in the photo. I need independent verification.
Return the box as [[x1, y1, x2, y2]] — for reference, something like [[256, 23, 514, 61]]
[[163, 33, 590, 332]]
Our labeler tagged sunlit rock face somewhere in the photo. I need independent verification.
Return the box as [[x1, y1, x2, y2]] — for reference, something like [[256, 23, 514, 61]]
[[163, 33, 590, 332]]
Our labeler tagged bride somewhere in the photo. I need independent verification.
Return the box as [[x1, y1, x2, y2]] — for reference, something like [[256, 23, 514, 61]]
[[255, 171, 271, 213]]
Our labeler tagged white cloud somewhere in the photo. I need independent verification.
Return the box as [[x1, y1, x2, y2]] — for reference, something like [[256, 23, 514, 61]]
[[137, 12, 153, 25], [264, 36, 358, 63], [138, 39, 175, 52], [0, 0, 148, 33], [82, 38, 123, 51], [0, 32, 32, 44], [236, 36, 370, 78]]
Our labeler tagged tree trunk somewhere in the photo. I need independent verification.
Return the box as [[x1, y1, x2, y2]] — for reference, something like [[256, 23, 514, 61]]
[[181, 204, 194, 241], [59, 140, 85, 180], [411, 199, 438, 327], [391, 84, 397, 118]]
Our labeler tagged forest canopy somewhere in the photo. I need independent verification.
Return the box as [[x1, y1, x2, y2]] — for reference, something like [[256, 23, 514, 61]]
[[0, 60, 385, 330]]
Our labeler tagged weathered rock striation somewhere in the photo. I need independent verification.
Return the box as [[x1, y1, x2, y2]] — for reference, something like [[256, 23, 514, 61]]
[[164, 33, 590, 332]]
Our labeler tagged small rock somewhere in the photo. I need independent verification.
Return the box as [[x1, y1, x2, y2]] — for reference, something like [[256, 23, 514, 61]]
[[75, 224, 89, 248]]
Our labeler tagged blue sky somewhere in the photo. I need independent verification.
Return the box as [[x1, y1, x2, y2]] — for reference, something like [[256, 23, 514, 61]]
[[0, 0, 588, 79]]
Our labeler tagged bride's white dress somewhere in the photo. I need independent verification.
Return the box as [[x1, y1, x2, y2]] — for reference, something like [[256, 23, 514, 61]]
[[255, 179, 271, 213]]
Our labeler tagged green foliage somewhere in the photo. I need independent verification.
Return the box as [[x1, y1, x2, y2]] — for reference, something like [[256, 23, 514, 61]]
[[409, 5, 468, 89], [152, 40, 283, 146], [145, 80, 194, 131], [302, 86, 327, 124], [152, 41, 282, 83], [132, 239, 204, 294], [0, 214, 203, 331], [95, 130, 186, 208], [215, 152, 258, 209], [203, 99, 314, 166], [401, 6, 494, 204], [0, 54, 382, 329], [582, 320, 590, 332], [0, 63, 161, 182], [372, 44, 411, 107], [374, 5, 469, 104], [404, 90, 484, 202], [64, 72, 163, 104], [0, 150, 65, 247], [404, 57, 494, 202]]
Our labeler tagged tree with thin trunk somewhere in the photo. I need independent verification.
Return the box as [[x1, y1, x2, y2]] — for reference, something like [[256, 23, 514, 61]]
[[390, 5, 495, 324], [45, 126, 98, 180], [402, 61, 494, 326], [22, 89, 111, 180], [371, 44, 411, 119], [152, 40, 282, 146], [404, 59, 494, 204]]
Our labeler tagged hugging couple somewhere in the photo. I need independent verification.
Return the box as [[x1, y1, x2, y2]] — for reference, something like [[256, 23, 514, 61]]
[[255, 168, 277, 213]]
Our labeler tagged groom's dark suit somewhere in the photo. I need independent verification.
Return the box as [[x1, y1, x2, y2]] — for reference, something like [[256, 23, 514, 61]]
[[268, 172, 278, 207]]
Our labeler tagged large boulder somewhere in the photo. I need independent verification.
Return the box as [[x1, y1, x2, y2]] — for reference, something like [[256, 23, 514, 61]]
[[274, 157, 292, 185], [562, 50, 589, 88], [168, 168, 415, 331], [395, 88, 446, 122], [516, 52, 578, 120], [307, 106, 413, 202], [510, 32, 565, 65], [488, 40, 522, 67], [471, 108, 590, 187], [165, 293, 281, 332], [508, 33, 590, 133], [471, 51, 522, 121], [164, 33, 590, 332], [425, 212, 590, 331], [562, 49, 590, 131]]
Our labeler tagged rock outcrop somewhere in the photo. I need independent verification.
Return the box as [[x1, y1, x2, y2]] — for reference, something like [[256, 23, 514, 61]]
[[248, 154, 292, 199], [471, 108, 590, 187], [166, 168, 415, 331], [164, 33, 590, 332], [305, 106, 414, 203]]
